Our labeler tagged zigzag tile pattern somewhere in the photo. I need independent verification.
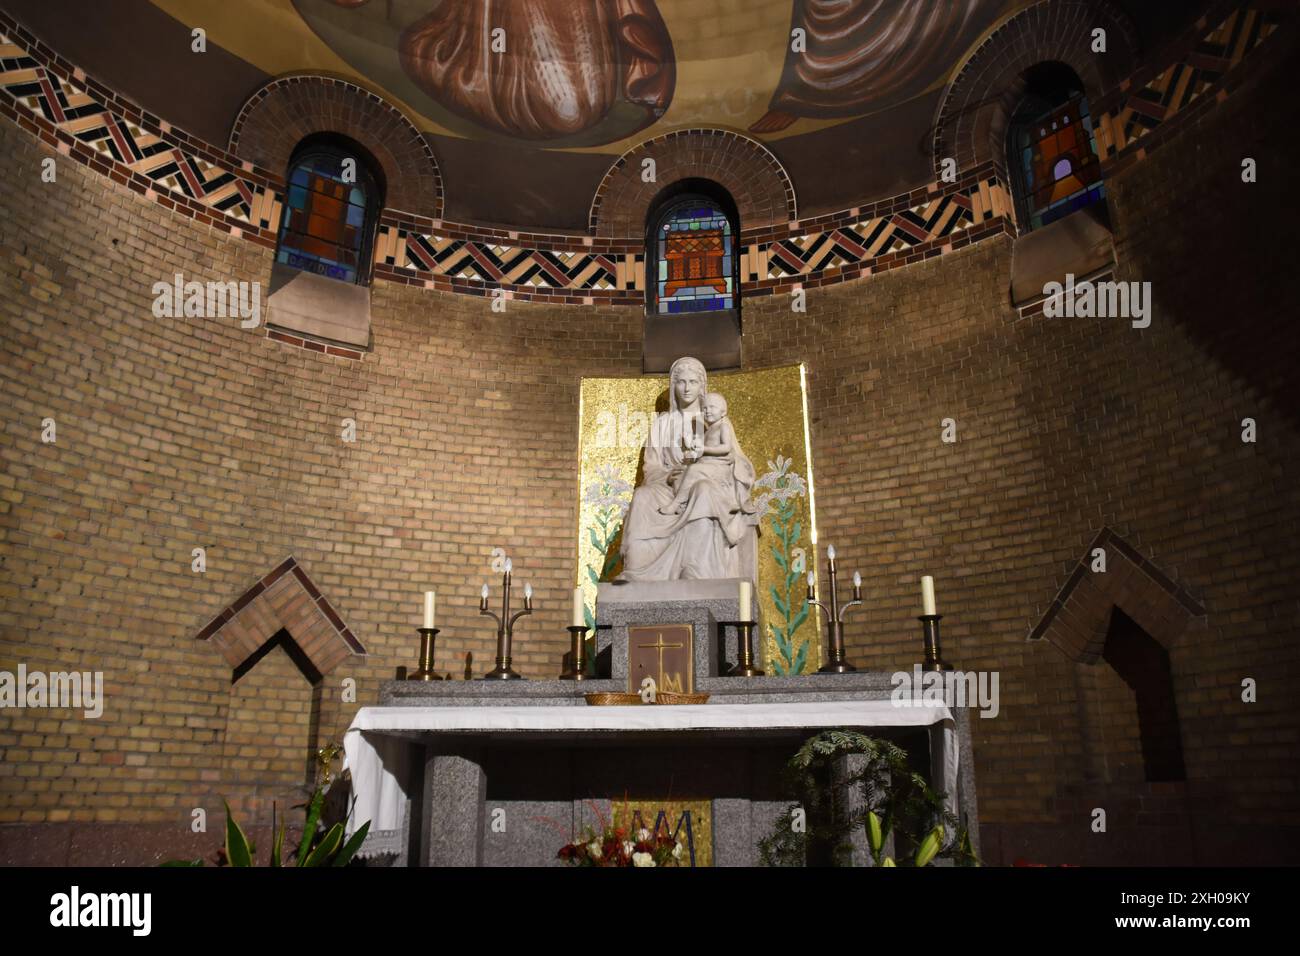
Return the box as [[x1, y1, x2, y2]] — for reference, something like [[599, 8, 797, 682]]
[[384, 178, 1009, 293], [388, 230, 627, 291], [755, 183, 1004, 281], [1097, 5, 1280, 161], [0, 31, 268, 227], [0, 4, 1285, 304]]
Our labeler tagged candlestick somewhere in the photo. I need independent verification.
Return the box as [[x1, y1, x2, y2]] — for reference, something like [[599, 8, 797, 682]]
[[422, 590, 436, 629], [559, 625, 590, 681], [738, 580, 752, 621], [724, 619, 764, 677], [919, 614, 953, 672], [921, 575, 937, 616], [408, 626, 443, 681], [481, 562, 531, 679], [810, 545, 859, 673]]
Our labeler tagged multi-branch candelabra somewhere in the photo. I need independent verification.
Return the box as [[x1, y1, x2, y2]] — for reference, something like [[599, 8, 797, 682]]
[[807, 545, 860, 673], [479, 558, 532, 680], [404, 551, 952, 683]]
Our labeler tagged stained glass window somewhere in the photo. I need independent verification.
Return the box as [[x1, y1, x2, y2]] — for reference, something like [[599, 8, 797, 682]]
[[655, 201, 735, 314], [1013, 91, 1105, 231], [275, 148, 377, 284]]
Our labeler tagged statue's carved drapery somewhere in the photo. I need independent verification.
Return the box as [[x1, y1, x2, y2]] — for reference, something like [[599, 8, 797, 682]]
[[619, 357, 759, 582]]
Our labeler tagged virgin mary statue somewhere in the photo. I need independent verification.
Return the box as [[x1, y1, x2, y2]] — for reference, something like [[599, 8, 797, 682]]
[[618, 357, 759, 582]]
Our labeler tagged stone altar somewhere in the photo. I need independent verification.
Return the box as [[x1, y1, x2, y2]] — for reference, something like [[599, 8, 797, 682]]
[[341, 355, 978, 866], [345, 670, 980, 867]]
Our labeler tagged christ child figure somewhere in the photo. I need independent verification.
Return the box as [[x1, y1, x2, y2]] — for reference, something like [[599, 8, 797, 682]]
[[659, 392, 740, 515]]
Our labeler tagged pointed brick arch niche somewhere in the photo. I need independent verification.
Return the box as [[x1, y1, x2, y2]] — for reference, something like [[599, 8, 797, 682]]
[[195, 557, 366, 819], [1026, 528, 1206, 864]]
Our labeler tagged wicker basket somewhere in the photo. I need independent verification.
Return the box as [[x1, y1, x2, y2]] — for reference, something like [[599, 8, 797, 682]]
[[584, 692, 643, 706], [653, 691, 710, 705]]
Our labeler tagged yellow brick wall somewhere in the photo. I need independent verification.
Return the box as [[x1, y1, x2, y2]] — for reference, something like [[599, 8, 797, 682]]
[[1, 31, 1298, 864]]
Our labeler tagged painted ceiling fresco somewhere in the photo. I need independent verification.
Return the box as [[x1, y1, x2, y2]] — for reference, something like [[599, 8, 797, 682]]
[[3, 0, 1204, 226], [295, 0, 677, 146], [289, 0, 1002, 146]]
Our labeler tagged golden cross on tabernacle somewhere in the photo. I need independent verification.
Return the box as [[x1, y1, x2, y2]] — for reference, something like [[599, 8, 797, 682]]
[[638, 632, 683, 686]]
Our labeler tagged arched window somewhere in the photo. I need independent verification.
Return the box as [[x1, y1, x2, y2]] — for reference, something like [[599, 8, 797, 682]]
[[275, 139, 381, 285], [1008, 62, 1106, 232], [650, 189, 737, 315]]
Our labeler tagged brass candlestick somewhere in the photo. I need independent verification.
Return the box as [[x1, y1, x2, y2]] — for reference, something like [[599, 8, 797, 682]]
[[408, 626, 443, 681], [809, 550, 860, 673], [559, 625, 590, 680], [919, 614, 953, 672], [725, 620, 764, 677], [480, 565, 531, 680]]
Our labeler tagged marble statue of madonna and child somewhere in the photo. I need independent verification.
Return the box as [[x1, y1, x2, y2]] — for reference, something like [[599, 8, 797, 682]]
[[617, 356, 761, 583]]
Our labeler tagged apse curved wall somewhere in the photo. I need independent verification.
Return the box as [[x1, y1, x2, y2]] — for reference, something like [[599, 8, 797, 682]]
[[0, 4, 1297, 865]]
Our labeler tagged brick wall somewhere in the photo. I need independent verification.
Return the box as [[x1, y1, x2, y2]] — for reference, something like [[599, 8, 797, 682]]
[[1, 27, 1296, 866]]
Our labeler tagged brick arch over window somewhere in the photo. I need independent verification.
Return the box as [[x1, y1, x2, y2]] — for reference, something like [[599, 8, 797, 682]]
[[230, 74, 443, 218], [932, 0, 1139, 181], [590, 129, 796, 237]]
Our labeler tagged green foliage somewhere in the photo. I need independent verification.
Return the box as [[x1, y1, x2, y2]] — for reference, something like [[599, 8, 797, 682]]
[[295, 788, 325, 865], [758, 730, 978, 867], [767, 494, 810, 675], [583, 490, 629, 676], [223, 798, 252, 867], [162, 788, 370, 868]]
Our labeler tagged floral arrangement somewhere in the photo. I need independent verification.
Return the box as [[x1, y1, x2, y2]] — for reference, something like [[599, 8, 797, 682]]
[[558, 821, 684, 868]]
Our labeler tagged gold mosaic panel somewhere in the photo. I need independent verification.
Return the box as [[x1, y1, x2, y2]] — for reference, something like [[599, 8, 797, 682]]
[[577, 363, 820, 673]]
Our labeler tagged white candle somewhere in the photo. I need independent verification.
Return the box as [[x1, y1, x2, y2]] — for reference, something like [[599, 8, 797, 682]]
[[852, 571, 861, 590], [524, 582, 533, 604], [504, 557, 513, 574], [827, 544, 836, 564], [921, 576, 937, 616], [572, 587, 585, 628], [738, 580, 752, 621], [807, 570, 815, 591], [422, 590, 436, 629]]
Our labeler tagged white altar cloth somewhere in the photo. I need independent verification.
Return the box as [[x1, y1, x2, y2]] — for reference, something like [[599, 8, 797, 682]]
[[343, 699, 958, 851]]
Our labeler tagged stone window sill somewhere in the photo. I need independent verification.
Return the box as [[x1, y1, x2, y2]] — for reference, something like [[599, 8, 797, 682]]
[[264, 260, 372, 349], [1010, 205, 1115, 306], [643, 308, 742, 373]]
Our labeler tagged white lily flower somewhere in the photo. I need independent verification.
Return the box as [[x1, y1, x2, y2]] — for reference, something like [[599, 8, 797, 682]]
[[632, 852, 655, 867]]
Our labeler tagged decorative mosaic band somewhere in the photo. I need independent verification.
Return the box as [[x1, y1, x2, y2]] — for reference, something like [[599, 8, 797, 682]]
[[1094, 4, 1282, 171], [0, 18, 281, 245], [373, 169, 1012, 304], [0, 2, 1287, 309]]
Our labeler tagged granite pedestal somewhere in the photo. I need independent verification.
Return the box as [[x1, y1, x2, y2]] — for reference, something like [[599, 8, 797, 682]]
[[595, 578, 763, 686]]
